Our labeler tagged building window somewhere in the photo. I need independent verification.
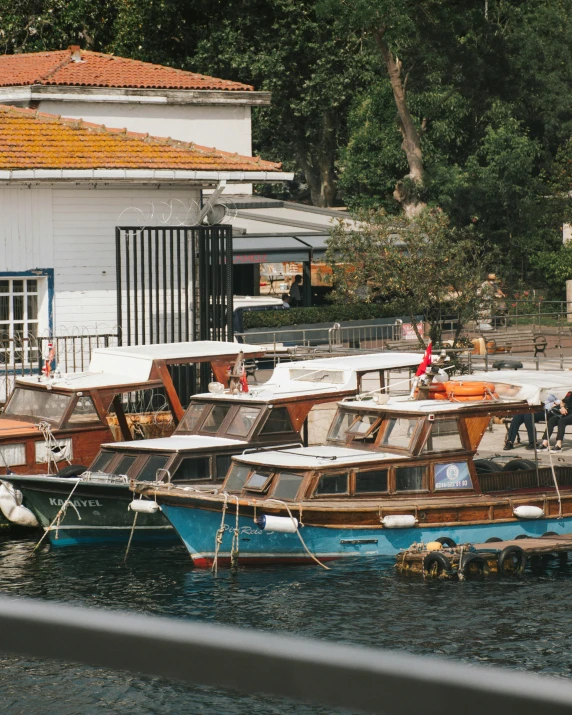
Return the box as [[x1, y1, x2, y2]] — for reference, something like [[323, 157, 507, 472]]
[[0, 278, 42, 365]]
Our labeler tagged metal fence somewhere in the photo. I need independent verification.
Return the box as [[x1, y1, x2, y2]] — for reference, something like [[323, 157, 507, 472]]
[[0, 332, 118, 402], [1, 595, 572, 715]]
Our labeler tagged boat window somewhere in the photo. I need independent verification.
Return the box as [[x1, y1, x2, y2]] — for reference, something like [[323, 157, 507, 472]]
[[4, 388, 71, 424], [201, 404, 232, 433], [114, 454, 137, 476], [327, 410, 355, 443], [355, 469, 388, 494], [177, 403, 207, 433], [380, 418, 421, 450], [260, 407, 294, 434], [244, 469, 274, 493], [172, 456, 210, 482], [395, 465, 427, 492], [224, 463, 250, 492], [90, 451, 114, 473], [346, 414, 382, 444], [66, 396, 99, 425], [216, 453, 233, 480], [135, 455, 171, 482], [272, 472, 304, 501], [315, 473, 349, 496], [226, 406, 262, 437], [422, 421, 464, 453]]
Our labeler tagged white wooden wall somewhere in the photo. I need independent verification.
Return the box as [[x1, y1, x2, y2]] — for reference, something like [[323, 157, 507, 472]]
[[0, 185, 201, 335]]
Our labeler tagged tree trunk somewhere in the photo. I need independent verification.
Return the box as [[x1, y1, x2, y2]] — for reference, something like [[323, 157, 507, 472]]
[[295, 109, 338, 207], [374, 28, 426, 217]]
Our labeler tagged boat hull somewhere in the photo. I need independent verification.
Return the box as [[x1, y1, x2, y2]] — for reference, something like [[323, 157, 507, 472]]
[[160, 503, 572, 567], [7, 476, 177, 547]]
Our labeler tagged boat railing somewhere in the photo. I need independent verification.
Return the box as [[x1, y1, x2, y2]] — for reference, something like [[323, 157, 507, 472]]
[[1, 595, 572, 715]]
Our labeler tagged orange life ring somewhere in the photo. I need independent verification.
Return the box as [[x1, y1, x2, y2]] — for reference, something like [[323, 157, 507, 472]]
[[449, 393, 499, 402], [444, 381, 495, 397], [429, 382, 447, 392]]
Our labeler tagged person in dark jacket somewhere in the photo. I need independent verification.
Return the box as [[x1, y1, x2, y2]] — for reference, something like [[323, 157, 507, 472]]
[[539, 392, 572, 451]]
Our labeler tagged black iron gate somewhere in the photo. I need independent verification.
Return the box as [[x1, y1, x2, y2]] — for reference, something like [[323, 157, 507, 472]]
[[115, 225, 233, 399]]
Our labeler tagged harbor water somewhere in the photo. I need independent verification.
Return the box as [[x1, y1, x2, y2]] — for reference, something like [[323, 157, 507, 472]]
[[1, 536, 572, 714]]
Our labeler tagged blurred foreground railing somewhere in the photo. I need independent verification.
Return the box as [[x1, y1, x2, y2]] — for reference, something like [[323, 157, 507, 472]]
[[1, 596, 572, 715]]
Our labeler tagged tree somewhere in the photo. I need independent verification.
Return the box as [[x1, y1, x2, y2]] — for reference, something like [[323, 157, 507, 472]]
[[325, 209, 492, 346]]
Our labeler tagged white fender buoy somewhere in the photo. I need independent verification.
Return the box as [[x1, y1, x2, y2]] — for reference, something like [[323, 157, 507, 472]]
[[513, 505, 544, 520], [381, 514, 417, 529], [0, 482, 39, 527], [128, 500, 159, 514], [255, 514, 298, 533]]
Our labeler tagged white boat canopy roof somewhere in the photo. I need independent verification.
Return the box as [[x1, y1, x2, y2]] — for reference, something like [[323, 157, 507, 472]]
[[193, 351, 423, 403], [17, 341, 264, 391], [103, 435, 247, 451], [235, 445, 402, 469]]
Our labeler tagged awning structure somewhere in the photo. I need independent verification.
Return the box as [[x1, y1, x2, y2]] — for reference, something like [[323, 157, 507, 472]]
[[232, 233, 329, 264]]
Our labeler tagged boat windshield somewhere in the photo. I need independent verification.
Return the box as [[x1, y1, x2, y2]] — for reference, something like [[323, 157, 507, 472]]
[[327, 410, 382, 445], [3, 387, 71, 424], [327, 410, 356, 443], [380, 417, 422, 451], [176, 402, 209, 434]]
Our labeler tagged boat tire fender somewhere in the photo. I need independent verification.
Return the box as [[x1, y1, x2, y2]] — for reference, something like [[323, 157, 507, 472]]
[[460, 553, 490, 579], [435, 536, 456, 548], [423, 551, 453, 577], [498, 545, 526, 576]]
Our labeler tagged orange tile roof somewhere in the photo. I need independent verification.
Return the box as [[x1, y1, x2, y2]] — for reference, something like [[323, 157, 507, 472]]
[[0, 105, 280, 172], [0, 48, 253, 91]]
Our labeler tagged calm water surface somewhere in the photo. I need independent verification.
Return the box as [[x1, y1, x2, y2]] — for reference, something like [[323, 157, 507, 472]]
[[0, 536, 571, 714]]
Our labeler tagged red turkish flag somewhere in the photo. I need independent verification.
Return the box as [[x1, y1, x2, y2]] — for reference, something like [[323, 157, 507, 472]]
[[240, 369, 249, 393], [415, 341, 433, 377]]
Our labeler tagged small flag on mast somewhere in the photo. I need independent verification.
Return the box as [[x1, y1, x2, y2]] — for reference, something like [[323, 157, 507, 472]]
[[415, 341, 433, 377]]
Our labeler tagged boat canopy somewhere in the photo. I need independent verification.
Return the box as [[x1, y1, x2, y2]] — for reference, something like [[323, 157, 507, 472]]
[[193, 351, 423, 403], [16, 341, 265, 391], [234, 445, 397, 469], [101, 435, 247, 452]]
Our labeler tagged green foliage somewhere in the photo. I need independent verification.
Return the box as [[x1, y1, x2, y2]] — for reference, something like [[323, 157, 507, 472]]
[[534, 244, 572, 287], [326, 209, 493, 346], [242, 303, 398, 330]]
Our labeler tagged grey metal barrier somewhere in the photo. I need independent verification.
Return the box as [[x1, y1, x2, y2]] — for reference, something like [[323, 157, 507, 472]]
[[1, 596, 572, 715]]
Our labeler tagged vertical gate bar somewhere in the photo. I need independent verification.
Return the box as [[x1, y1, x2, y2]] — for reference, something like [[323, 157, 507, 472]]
[[140, 229, 146, 345], [176, 229, 182, 342], [155, 230, 160, 344], [125, 231, 131, 347], [133, 228, 139, 345], [225, 225, 234, 340], [162, 229, 168, 343], [184, 229, 190, 342], [212, 226, 219, 340], [148, 228, 153, 344], [115, 228, 123, 346], [170, 229, 175, 343]]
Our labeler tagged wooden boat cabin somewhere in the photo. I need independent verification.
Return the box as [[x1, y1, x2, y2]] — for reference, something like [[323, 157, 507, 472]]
[[86, 351, 425, 486], [0, 341, 264, 475], [140, 371, 572, 565]]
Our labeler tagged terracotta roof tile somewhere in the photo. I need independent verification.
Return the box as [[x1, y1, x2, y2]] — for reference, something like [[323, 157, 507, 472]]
[[0, 105, 279, 172], [0, 49, 253, 91]]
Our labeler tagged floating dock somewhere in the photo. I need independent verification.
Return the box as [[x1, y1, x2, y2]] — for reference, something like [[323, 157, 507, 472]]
[[396, 534, 572, 579]]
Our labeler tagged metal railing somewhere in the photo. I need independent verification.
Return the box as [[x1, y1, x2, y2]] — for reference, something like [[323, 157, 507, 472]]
[[0, 332, 118, 402], [1, 595, 572, 715]]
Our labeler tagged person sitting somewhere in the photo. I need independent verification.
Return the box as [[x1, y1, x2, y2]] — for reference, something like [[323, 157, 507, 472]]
[[281, 293, 291, 309], [539, 392, 572, 451]]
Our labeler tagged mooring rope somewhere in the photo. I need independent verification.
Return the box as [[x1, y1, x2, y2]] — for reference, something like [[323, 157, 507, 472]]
[[124, 512, 139, 562], [266, 498, 330, 571], [212, 492, 229, 575], [230, 495, 240, 569], [545, 408, 563, 518], [33, 478, 82, 552]]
